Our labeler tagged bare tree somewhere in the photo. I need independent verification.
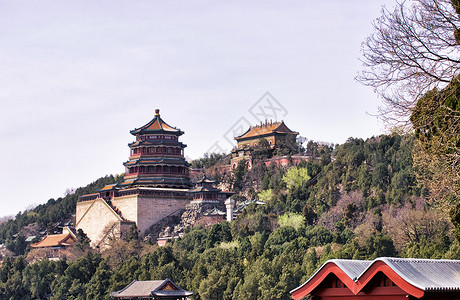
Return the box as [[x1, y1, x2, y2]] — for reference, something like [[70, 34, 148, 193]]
[[359, 1, 460, 231], [64, 187, 77, 196], [382, 201, 452, 250], [357, 0, 460, 124], [0, 215, 14, 225]]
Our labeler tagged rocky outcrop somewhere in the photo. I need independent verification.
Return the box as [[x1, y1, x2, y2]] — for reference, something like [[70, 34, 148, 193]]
[[180, 202, 226, 228], [142, 212, 183, 242], [147, 202, 227, 242]]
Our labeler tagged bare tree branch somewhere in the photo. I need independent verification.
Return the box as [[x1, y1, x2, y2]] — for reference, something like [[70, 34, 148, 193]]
[[357, 0, 460, 123]]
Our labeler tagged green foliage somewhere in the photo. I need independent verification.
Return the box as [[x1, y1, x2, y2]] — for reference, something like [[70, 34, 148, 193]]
[[410, 76, 460, 240], [278, 212, 305, 230], [282, 166, 310, 191], [451, 201, 460, 241], [302, 204, 317, 226], [206, 222, 232, 248], [75, 229, 90, 252], [304, 226, 334, 246], [257, 189, 273, 203], [232, 160, 248, 192], [231, 204, 271, 239], [190, 153, 230, 169], [174, 225, 209, 254], [6, 233, 27, 255], [0, 133, 457, 300], [274, 134, 301, 156], [0, 174, 124, 254], [220, 241, 239, 250], [85, 259, 111, 300], [127, 224, 140, 242], [252, 138, 272, 159], [411, 79, 460, 156]]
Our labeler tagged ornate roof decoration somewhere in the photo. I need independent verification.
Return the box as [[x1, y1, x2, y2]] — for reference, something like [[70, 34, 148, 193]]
[[130, 109, 184, 136], [203, 208, 226, 216], [189, 186, 220, 193], [235, 120, 298, 141], [195, 176, 216, 184]]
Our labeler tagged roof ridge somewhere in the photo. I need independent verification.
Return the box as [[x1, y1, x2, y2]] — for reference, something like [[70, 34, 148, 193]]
[[114, 279, 137, 295], [130, 109, 182, 135], [382, 257, 460, 263]]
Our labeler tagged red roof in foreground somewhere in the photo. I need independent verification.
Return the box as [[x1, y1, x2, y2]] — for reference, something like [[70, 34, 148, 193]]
[[235, 120, 298, 140], [291, 257, 460, 300], [31, 227, 77, 248]]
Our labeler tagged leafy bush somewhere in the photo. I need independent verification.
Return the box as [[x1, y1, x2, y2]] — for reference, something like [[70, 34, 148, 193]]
[[278, 213, 305, 230]]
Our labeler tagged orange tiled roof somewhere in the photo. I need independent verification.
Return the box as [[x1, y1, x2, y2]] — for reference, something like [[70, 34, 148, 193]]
[[120, 180, 135, 186], [235, 121, 298, 140], [130, 109, 182, 135], [100, 184, 119, 191], [31, 232, 77, 248]]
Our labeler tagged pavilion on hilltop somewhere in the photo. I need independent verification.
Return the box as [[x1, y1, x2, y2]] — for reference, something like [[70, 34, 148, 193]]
[[231, 120, 299, 169]]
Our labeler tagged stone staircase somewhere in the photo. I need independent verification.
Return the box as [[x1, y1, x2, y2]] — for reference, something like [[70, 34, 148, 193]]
[[105, 198, 125, 220]]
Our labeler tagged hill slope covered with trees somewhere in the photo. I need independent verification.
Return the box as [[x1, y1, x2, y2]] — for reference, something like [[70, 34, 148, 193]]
[[1, 133, 459, 300]]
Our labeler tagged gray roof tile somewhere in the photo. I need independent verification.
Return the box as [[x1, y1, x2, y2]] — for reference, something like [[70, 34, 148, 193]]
[[330, 259, 372, 280], [372, 257, 460, 292], [111, 278, 194, 298], [291, 257, 460, 294], [111, 280, 164, 297]]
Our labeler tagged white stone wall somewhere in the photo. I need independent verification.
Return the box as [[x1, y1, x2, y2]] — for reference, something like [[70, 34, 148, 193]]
[[76, 193, 190, 245], [136, 196, 189, 234], [76, 199, 122, 248], [112, 196, 138, 224]]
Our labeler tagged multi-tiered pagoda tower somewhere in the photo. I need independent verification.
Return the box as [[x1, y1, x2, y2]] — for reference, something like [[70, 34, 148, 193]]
[[76, 109, 192, 248], [122, 109, 191, 189]]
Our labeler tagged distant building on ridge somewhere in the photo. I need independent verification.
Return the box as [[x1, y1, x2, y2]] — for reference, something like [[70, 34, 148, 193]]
[[231, 120, 299, 169]]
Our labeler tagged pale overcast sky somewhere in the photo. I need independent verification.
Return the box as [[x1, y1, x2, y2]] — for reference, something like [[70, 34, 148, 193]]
[[1, 0, 396, 217]]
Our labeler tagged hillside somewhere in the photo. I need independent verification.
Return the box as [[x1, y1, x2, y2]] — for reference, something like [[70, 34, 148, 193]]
[[0, 133, 459, 300], [0, 175, 124, 255]]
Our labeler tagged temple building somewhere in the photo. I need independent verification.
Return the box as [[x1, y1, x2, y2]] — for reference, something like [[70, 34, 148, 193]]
[[122, 109, 191, 189], [31, 227, 77, 250], [231, 120, 298, 169], [30, 227, 77, 260], [111, 278, 193, 299], [189, 176, 234, 204], [76, 109, 192, 248]]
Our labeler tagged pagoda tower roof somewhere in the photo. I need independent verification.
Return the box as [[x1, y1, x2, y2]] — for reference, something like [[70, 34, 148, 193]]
[[130, 109, 184, 136]]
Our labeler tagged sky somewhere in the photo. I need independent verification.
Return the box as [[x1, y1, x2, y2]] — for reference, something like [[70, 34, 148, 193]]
[[0, 0, 397, 217]]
